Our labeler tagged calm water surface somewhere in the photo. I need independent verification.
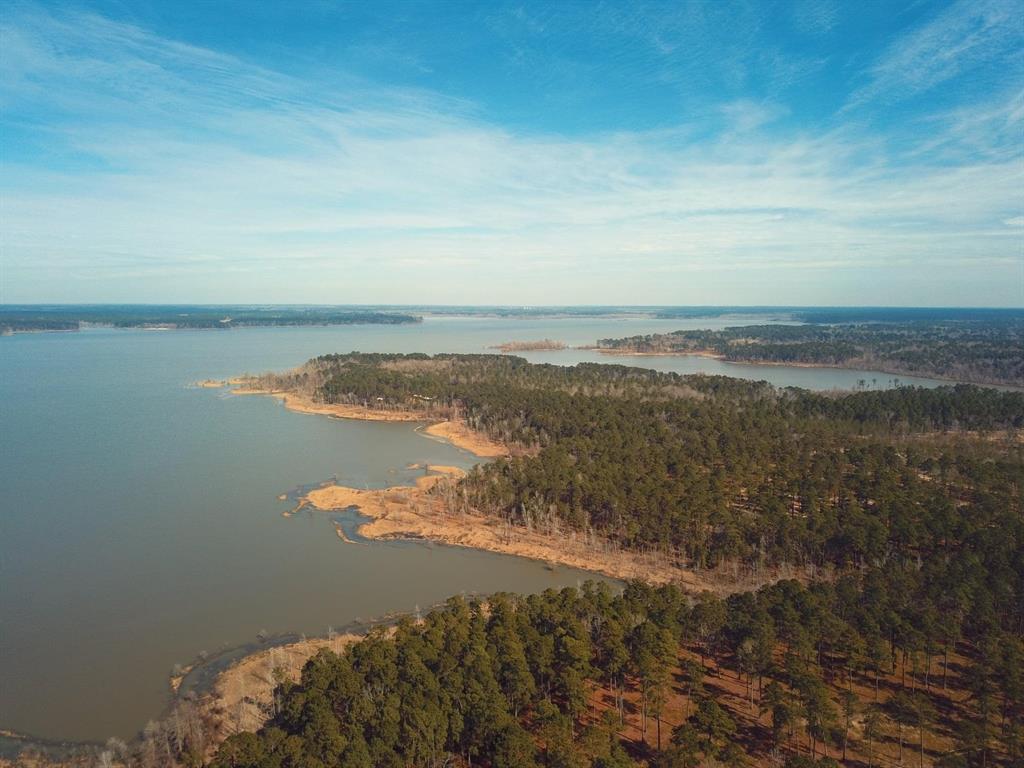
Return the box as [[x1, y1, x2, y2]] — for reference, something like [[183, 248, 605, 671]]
[[0, 316, 954, 741]]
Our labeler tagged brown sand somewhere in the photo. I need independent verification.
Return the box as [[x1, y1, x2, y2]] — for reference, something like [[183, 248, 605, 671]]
[[420, 421, 507, 457], [491, 339, 567, 352], [232, 388, 424, 421], [202, 634, 360, 743], [231, 387, 508, 457], [224, 384, 750, 591], [302, 474, 719, 590]]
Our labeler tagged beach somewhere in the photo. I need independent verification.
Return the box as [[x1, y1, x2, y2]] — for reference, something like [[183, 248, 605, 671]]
[[228, 385, 509, 457], [200, 633, 361, 742]]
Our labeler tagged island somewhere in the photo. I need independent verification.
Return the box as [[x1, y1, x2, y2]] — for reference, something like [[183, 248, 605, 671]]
[[490, 339, 568, 353]]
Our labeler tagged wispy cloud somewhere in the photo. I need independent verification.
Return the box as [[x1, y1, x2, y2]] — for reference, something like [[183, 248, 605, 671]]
[[0, 3, 1021, 305], [792, 0, 841, 36], [846, 0, 1024, 110]]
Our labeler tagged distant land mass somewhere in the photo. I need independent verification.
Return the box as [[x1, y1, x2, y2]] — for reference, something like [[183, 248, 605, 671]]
[[4, 304, 1022, 386], [0, 305, 421, 333], [490, 339, 568, 352]]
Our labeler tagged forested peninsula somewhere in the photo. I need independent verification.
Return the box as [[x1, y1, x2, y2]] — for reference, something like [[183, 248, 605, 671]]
[[157, 354, 1023, 768], [593, 319, 1024, 388]]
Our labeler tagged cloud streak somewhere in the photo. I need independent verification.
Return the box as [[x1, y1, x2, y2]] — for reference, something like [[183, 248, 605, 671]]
[[0, 3, 1021, 306], [845, 0, 1024, 110]]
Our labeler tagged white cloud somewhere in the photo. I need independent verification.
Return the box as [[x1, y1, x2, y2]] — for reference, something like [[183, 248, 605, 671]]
[[845, 0, 1024, 109], [792, 0, 840, 36], [0, 5, 1022, 306]]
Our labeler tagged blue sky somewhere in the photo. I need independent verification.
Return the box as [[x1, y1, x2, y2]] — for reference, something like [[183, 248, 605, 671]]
[[1, 0, 1022, 306]]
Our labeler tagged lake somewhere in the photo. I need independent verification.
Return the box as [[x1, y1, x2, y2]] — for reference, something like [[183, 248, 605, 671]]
[[0, 315, 957, 741]]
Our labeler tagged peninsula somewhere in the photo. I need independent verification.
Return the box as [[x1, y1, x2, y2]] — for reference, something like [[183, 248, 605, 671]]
[[198, 354, 1022, 768], [224, 353, 1022, 586]]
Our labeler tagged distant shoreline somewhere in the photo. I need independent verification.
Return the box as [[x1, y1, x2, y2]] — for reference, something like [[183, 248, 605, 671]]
[[1, 320, 422, 335]]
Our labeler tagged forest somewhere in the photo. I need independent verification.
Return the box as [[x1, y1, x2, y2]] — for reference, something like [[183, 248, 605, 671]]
[[594, 319, 1024, 387], [35, 354, 1019, 768], [207, 568, 1022, 768]]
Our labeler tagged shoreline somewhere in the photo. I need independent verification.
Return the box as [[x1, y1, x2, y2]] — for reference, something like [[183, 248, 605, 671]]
[[1, 370, 789, 758], [490, 339, 568, 353], [220, 381, 772, 591], [198, 633, 362, 745], [300, 471, 721, 591], [226, 384, 509, 457]]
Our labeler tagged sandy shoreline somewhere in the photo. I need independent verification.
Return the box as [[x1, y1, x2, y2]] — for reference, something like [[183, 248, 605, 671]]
[[491, 339, 567, 352], [219, 382, 737, 589], [200, 634, 361, 742], [301, 471, 712, 589], [181, 376, 755, 747], [229, 385, 509, 457]]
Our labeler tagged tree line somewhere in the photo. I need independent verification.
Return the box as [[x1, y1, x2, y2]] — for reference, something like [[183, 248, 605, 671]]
[[209, 570, 1022, 768], [259, 354, 1022, 570], [162, 353, 1019, 768]]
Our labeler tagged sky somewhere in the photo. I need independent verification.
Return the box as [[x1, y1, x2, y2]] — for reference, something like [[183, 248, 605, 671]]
[[1, 0, 1022, 306]]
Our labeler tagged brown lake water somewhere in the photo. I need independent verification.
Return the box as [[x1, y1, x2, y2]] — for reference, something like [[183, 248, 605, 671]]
[[0, 315, 956, 741]]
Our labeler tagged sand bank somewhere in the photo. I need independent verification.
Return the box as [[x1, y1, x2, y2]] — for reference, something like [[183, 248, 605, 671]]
[[419, 421, 507, 457], [490, 339, 567, 352], [230, 386, 508, 457], [223, 383, 736, 589], [201, 634, 361, 743], [301, 473, 717, 590]]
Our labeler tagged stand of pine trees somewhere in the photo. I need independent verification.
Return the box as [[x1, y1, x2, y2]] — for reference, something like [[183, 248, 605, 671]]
[[201, 355, 1021, 768]]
